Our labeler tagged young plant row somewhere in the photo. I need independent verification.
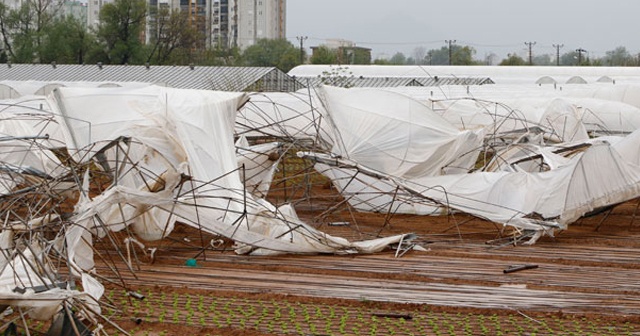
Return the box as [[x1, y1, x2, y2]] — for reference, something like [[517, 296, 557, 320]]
[[96, 287, 638, 336]]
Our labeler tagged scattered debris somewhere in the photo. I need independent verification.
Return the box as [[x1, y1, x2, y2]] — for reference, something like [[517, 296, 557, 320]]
[[503, 264, 539, 274]]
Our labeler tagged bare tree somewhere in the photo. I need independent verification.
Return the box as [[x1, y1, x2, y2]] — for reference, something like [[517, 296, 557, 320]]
[[146, 7, 200, 64], [412, 46, 427, 65]]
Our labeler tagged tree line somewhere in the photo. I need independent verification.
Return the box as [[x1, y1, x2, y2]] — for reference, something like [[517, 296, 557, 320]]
[[375, 45, 640, 67], [0, 0, 305, 71], [1, 0, 637, 71]]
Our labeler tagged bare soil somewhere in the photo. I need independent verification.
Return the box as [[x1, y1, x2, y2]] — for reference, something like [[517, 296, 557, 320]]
[[92, 178, 640, 335]]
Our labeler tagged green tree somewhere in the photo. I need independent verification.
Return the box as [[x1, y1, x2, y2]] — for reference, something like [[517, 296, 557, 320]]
[[95, 0, 147, 64], [193, 46, 241, 66], [40, 15, 95, 64], [499, 53, 527, 65], [0, 0, 63, 63], [426, 45, 478, 65], [532, 54, 553, 66], [559, 50, 591, 66], [389, 52, 406, 65], [146, 8, 201, 65], [310, 45, 337, 64], [4, 3, 37, 62], [241, 38, 300, 72], [427, 47, 448, 65], [604, 46, 631, 66], [452, 46, 477, 65], [337, 47, 370, 64]]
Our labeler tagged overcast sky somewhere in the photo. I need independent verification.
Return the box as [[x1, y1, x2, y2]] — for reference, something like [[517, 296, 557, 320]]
[[286, 0, 640, 61]]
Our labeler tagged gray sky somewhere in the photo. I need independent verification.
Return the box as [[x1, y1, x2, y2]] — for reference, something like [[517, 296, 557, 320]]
[[286, 0, 640, 61]]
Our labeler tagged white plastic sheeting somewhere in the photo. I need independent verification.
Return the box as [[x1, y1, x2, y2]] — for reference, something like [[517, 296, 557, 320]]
[[236, 91, 334, 146], [307, 156, 443, 216], [49, 85, 408, 258], [0, 80, 151, 98], [308, 85, 640, 239], [318, 86, 485, 178], [289, 65, 640, 85], [0, 96, 68, 195], [432, 97, 589, 143], [389, 84, 640, 136], [401, 133, 640, 233], [0, 243, 103, 321], [235, 136, 281, 198]]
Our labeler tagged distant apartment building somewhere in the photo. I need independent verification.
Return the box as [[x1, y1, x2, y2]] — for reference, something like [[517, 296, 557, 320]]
[[0, 0, 86, 20], [87, 0, 113, 26], [146, 0, 209, 49], [63, 1, 88, 24], [236, 0, 286, 49], [3, 0, 285, 50], [146, 0, 180, 44]]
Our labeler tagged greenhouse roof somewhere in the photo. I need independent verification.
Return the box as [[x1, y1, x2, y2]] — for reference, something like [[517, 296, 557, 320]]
[[0, 63, 304, 92], [289, 65, 640, 85], [298, 76, 493, 88]]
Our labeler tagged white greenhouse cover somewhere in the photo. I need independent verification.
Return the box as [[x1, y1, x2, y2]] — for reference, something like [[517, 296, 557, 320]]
[[402, 133, 640, 232], [0, 96, 68, 195], [431, 97, 589, 143], [235, 136, 281, 198], [237, 91, 335, 147], [49, 85, 408, 258], [389, 84, 640, 135], [289, 65, 640, 85], [311, 86, 640, 238], [0, 241, 103, 320], [318, 86, 484, 178]]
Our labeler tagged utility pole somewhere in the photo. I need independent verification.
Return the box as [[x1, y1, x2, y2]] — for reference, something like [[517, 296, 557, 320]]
[[576, 48, 586, 66], [296, 36, 307, 64], [445, 40, 456, 65], [524, 41, 536, 65], [552, 44, 564, 66]]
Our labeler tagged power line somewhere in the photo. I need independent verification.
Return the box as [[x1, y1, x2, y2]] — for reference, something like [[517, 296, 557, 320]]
[[445, 39, 456, 65], [552, 44, 564, 66], [576, 48, 587, 66], [524, 41, 536, 65], [296, 36, 308, 64]]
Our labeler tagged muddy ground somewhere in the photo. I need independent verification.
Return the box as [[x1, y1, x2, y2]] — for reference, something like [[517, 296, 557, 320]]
[[90, 175, 640, 335]]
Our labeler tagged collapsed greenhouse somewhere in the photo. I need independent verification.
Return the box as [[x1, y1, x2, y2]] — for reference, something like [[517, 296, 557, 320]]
[[1, 65, 640, 333]]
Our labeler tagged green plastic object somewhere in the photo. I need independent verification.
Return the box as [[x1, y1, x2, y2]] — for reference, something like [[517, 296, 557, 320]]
[[185, 258, 197, 267]]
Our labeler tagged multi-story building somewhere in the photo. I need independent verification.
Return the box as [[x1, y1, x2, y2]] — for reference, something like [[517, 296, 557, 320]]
[[62, 1, 88, 24], [146, 0, 180, 44], [236, 0, 285, 50], [62, 0, 286, 50], [210, 0, 234, 49], [179, 0, 208, 49], [1, 0, 86, 19], [87, 0, 114, 27]]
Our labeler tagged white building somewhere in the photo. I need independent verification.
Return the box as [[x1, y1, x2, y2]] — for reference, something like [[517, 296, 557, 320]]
[[87, 0, 113, 27], [236, 0, 286, 50]]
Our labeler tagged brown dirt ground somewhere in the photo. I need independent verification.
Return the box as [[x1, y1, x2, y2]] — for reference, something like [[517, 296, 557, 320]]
[[3, 127, 639, 335], [88, 173, 640, 335]]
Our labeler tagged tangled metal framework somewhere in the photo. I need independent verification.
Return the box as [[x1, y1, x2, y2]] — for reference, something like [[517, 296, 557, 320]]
[[241, 86, 637, 244], [0, 82, 637, 334], [0, 87, 419, 334]]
